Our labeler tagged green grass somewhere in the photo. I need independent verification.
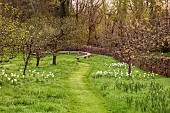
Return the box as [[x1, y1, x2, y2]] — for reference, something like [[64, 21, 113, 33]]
[[80, 54, 170, 113], [0, 53, 80, 113], [66, 62, 108, 113], [0, 53, 170, 113]]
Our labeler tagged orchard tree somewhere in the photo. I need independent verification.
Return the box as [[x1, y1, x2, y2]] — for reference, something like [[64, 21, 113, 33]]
[[0, 3, 22, 62], [50, 0, 70, 65], [21, 14, 52, 75]]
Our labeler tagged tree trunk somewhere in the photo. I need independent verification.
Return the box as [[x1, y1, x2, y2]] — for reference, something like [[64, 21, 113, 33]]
[[36, 57, 40, 66], [23, 52, 31, 76], [87, 26, 92, 45], [76, 0, 79, 22], [60, 0, 66, 18], [36, 52, 41, 66], [53, 53, 57, 65], [87, 25, 95, 46], [128, 63, 132, 76], [29, 0, 36, 13]]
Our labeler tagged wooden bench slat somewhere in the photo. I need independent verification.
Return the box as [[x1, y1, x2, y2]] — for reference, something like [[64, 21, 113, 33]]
[[76, 52, 91, 61]]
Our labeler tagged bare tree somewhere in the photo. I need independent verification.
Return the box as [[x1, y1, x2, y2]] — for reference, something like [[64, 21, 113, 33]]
[[84, 0, 103, 46]]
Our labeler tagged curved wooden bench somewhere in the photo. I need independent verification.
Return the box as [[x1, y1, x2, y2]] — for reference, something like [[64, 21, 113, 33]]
[[76, 52, 91, 61], [58, 51, 91, 61]]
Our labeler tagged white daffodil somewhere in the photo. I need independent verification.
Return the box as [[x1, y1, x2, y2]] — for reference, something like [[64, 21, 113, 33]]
[[13, 74, 16, 77], [96, 71, 103, 75], [4, 74, 7, 77], [2, 70, 5, 75], [14, 79, 17, 82], [103, 71, 107, 75], [47, 74, 49, 78]]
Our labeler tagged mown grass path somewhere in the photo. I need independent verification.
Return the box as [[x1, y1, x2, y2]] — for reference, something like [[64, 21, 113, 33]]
[[68, 62, 107, 113]]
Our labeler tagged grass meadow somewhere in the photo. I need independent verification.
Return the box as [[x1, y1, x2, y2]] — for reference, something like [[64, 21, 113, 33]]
[[0, 53, 170, 113]]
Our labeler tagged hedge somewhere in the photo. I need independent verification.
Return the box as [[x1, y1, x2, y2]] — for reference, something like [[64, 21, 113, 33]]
[[65, 45, 170, 77]]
